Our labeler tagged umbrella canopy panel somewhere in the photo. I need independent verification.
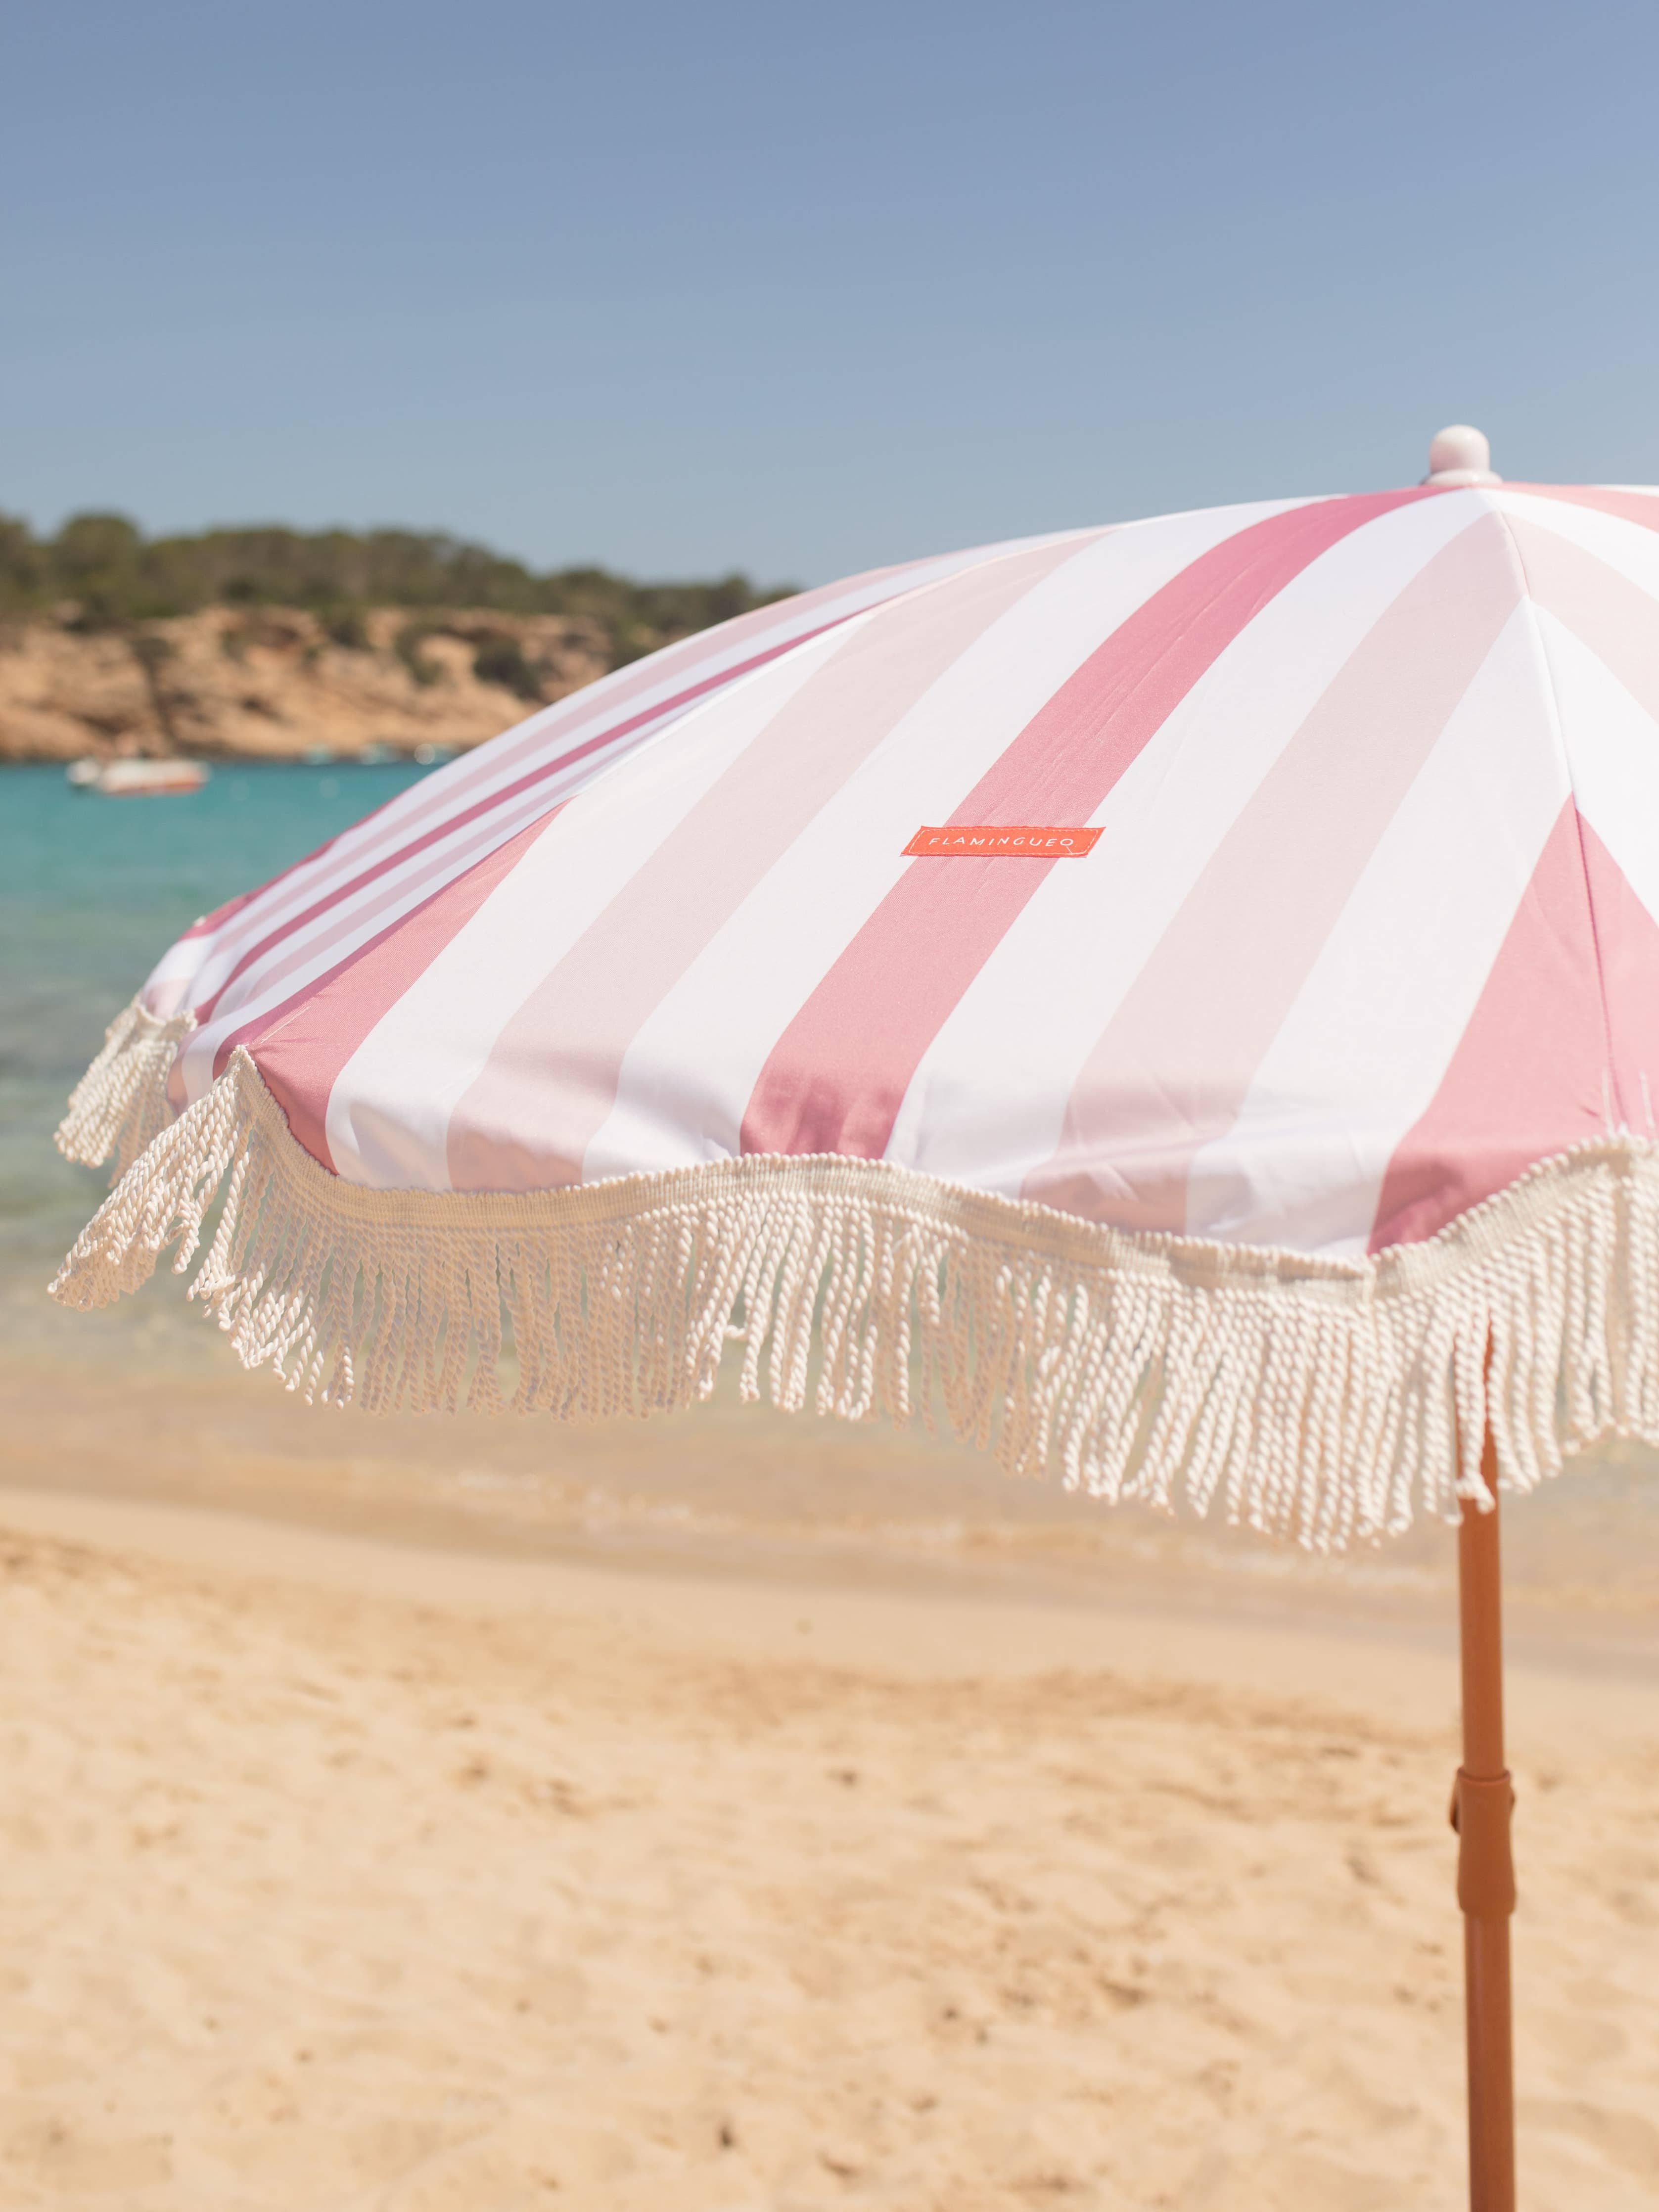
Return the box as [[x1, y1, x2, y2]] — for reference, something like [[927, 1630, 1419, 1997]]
[[53, 474, 1659, 1546]]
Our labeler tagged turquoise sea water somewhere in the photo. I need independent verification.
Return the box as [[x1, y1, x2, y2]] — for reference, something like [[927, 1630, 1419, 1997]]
[[0, 760, 429, 1357]]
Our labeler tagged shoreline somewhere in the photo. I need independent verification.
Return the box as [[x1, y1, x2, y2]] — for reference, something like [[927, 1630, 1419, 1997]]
[[6, 1339, 1659, 1633], [3, 1472, 1655, 1756]]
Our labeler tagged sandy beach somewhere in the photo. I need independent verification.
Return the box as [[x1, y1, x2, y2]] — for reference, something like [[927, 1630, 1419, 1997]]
[[3, 1359, 1658, 2212]]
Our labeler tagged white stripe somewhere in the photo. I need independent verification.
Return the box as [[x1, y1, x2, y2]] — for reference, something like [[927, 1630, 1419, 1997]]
[[1184, 605, 1568, 1256], [1492, 488, 1659, 599], [1531, 608, 1659, 927]]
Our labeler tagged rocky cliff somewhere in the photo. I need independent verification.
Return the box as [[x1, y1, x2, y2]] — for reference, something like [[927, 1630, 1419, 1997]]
[[0, 606, 614, 761]]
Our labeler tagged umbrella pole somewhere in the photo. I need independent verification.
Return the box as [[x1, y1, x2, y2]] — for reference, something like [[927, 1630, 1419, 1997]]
[[1454, 1424, 1516, 2212]]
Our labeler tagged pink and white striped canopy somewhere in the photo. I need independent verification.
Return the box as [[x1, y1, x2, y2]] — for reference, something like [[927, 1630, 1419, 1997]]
[[139, 477, 1659, 1265]]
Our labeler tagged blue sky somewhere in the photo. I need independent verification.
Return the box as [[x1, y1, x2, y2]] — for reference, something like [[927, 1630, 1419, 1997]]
[[3, 0, 1656, 584]]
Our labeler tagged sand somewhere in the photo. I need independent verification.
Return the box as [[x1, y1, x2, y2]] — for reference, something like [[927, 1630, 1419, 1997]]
[[2, 1422, 1658, 2212]]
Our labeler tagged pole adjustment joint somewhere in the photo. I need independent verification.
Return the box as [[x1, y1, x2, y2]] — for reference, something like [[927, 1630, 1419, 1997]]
[[1451, 1767, 1517, 1919]]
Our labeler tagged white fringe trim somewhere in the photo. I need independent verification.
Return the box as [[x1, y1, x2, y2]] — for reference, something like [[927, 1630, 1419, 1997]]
[[46, 1048, 1659, 1549], [55, 996, 196, 1183]]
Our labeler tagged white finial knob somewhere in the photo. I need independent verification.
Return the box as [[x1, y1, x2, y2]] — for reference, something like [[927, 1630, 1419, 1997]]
[[1424, 424, 1500, 487]]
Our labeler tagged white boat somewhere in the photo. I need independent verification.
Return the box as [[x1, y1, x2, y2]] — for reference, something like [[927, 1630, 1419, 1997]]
[[67, 758, 210, 796]]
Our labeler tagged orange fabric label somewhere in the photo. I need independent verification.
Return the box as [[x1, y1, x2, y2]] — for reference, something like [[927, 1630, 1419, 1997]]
[[903, 824, 1102, 859]]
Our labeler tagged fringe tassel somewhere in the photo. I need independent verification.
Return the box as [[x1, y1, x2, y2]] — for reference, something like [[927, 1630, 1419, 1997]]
[[55, 996, 196, 1183], [48, 1048, 1659, 1551]]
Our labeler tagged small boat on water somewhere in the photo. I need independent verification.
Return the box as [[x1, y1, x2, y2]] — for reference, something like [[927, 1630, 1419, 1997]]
[[67, 758, 210, 796]]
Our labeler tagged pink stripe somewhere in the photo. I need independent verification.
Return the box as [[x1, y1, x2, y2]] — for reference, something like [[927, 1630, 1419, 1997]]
[[233, 812, 563, 1170], [739, 488, 1443, 1161], [1368, 804, 1659, 1249], [445, 538, 1093, 1193], [1021, 513, 1521, 1228]]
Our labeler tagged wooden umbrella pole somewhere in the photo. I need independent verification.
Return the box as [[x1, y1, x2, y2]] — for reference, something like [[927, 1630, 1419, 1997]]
[[1454, 1423, 1517, 2212]]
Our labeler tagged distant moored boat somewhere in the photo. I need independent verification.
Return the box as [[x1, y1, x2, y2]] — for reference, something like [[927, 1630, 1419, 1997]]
[[67, 758, 210, 796]]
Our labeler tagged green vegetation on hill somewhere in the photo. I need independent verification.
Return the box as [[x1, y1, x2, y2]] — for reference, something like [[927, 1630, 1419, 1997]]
[[0, 510, 796, 670]]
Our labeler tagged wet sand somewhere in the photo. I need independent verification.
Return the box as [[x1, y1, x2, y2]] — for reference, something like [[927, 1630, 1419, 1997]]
[[2, 1356, 1658, 2210]]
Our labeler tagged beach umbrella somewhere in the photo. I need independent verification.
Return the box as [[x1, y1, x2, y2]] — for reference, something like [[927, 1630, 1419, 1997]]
[[51, 425, 1659, 2211]]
